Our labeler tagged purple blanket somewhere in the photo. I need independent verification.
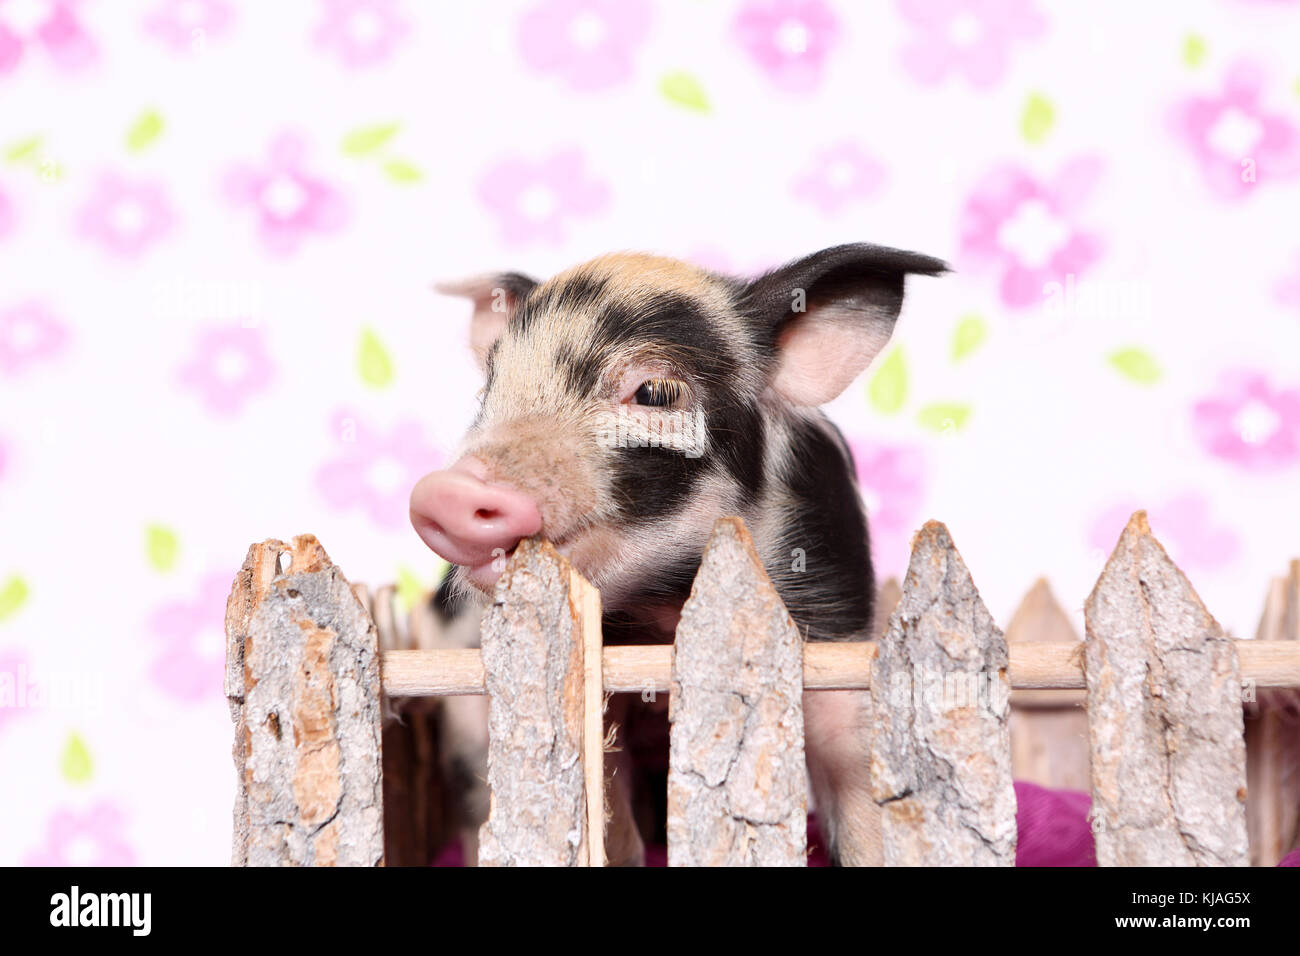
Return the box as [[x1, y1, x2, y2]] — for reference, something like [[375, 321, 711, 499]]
[[1013, 780, 1300, 867], [1013, 781, 1097, 866]]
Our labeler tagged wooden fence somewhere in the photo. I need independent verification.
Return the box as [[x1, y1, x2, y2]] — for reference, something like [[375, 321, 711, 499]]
[[224, 511, 1300, 866]]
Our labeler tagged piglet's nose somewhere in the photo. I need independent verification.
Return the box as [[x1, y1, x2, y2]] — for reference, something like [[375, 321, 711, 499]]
[[409, 456, 542, 570]]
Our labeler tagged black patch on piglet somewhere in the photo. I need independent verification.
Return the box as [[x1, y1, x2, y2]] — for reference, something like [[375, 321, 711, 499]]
[[610, 444, 707, 524], [708, 397, 766, 504], [777, 416, 873, 642]]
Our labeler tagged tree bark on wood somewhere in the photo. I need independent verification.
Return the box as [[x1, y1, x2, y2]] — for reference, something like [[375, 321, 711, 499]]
[[667, 517, 807, 867], [1245, 559, 1300, 866], [225, 535, 385, 866], [870, 520, 1017, 866], [1006, 578, 1091, 791], [476, 538, 604, 866], [1084, 511, 1249, 867]]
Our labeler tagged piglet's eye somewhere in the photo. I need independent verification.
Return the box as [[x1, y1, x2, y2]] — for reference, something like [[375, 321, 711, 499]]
[[632, 378, 686, 408]]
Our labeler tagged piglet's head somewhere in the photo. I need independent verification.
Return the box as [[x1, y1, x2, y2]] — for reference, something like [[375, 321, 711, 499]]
[[410, 245, 945, 606]]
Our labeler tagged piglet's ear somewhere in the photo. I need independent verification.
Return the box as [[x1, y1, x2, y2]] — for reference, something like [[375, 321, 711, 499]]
[[434, 272, 537, 371], [739, 244, 947, 407]]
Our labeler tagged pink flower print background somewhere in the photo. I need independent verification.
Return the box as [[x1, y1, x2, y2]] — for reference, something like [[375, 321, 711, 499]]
[[0, 300, 69, 375], [0, 650, 30, 734], [478, 149, 610, 246], [25, 802, 135, 866], [959, 157, 1104, 308], [316, 410, 441, 529], [148, 571, 230, 702], [314, 0, 410, 68], [848, 438, 929, 578], [0, 183, 15, 239], [1170, 60, 1300, 200], [687, 247, 777, 278], [1192, 370, 1300, 472], [897, 0, 1046, 89], [519, 0, 651, 92], [76, 173, 175, 259], [176, 324, 275, 417], [1277, 255, 1300, 312], [143, 0, 234, 53], [0, 0, 97, 75], [733, 0, 839, 94], [1088, 494, 1242, 574], [793, 143, 887, 214], [0, 2, 1296, 866], [223, 134, 348, 255]]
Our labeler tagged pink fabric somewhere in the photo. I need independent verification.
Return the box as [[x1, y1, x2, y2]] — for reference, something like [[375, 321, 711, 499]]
[[431, 841, 463, 867], [1014, 780, 1096, 866]]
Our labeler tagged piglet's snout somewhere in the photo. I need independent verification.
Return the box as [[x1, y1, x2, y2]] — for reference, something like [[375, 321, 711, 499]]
[[409, 456, 542, 572]]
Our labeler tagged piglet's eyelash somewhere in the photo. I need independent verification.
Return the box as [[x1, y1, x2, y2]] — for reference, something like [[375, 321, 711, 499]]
[[630, 377, 688, 407]]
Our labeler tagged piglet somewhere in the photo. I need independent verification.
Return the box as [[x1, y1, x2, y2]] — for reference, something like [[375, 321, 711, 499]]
[[411, 244, 946, 865]]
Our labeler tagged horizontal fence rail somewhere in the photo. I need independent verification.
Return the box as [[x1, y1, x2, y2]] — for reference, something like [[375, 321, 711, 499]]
[[378, 641, 1300, 698], [226, 510, 1300, 867]]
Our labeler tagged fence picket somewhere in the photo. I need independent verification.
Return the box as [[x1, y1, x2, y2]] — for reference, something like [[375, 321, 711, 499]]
[[225, 519, 1300, 868], [869, 520, 1017, 866], [476, 538, 604, 866], [225, 535, 385, 866], [667, 517, 807, 866], [1084, 511, 1249, 866]]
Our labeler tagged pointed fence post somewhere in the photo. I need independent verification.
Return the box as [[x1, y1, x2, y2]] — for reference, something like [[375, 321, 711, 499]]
[[869, 521, 1017, 866], [476, 538, 605, 866], [667, 517, 807, 866], [225, 535, 385, 866], [1083, 511, 1249, 866]]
